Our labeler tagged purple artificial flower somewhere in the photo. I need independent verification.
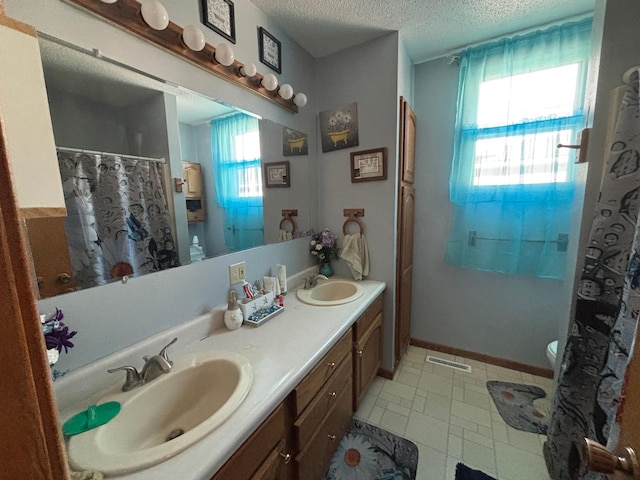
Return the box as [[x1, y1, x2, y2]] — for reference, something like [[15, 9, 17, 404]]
[[309, 228, 340, 263], [41, 308, 77, 354]]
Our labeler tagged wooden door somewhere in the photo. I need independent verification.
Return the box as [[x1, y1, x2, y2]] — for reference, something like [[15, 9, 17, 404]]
[[25, 216, 76, 298], [395, 97, 416, 367]]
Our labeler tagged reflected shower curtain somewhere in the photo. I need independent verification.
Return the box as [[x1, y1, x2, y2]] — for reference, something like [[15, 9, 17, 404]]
[[58, 152, 178, 289], [544, 72, 640, 479]]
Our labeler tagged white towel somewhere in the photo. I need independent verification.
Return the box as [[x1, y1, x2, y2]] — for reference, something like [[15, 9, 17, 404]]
[[279, 229, 293, 242], [340, 233, 370, 280]]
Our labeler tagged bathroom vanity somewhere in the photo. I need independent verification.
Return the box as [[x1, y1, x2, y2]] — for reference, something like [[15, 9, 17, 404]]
[[214, 293, 383, 480], [55, 273, 385, 480]]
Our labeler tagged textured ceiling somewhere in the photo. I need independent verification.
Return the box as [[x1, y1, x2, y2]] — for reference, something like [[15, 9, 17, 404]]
[[249, 0, 595, 62]]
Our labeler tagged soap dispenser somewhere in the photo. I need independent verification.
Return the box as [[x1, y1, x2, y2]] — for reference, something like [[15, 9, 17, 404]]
[[224, 289, 243, 330]]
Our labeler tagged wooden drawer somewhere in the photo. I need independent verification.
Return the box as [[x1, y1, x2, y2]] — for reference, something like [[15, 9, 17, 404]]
[[295, 379, 352, 480], [294, 353, 352, 448], [293, 330, 351, 416], [212, 403, 286, 480], [353, 294, 383, 340]]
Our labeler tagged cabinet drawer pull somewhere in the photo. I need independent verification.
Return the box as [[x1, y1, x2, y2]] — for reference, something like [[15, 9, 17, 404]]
[[279, 452, 291, 464], [327, 362, 336, 368], [328, 391, 336, 398], [327, 434, 336, 441], [357, 350, 364, 357]]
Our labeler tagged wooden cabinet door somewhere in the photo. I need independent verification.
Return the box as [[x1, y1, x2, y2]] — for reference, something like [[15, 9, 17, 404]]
[[354, 314, 382, 409], [395, 184, 415, 365], [395, 97, 416, 368], [182, 162, 203, 198], [211, 403, 289, 480], [399, 97, 417, 185], [25, 216, 76, 298]]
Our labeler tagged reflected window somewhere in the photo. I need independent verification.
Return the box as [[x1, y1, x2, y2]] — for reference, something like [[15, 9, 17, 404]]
[[211, 113, 264, 251]]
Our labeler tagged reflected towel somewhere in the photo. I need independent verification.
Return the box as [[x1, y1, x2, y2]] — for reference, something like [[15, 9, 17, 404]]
[[279, 229, 293, 242], [340, 233, 369, 280]]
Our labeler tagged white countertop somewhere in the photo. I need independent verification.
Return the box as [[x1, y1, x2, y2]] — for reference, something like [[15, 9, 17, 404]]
[[55, 272, 385, 480]]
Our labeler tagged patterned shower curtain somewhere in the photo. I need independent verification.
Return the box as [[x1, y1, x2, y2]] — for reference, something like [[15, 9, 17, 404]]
[[544, 72, 640, 479], [58, 152, 178, 289]]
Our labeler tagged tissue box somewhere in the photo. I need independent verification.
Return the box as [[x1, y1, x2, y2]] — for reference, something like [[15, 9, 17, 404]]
[[239, 291, 283, 327]]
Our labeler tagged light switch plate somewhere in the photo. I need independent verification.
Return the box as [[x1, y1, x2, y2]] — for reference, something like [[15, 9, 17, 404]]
[[229, 261, 246, 285]]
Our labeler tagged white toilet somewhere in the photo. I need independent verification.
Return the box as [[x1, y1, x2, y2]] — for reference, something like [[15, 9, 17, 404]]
[[546, 340, 558, 368]]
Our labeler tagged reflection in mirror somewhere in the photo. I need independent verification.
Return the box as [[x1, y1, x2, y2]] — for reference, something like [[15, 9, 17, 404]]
[[31, 34, 315, 299]]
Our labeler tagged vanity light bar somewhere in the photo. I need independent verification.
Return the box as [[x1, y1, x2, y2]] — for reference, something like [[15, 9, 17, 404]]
[[65, 0, 303, 113]]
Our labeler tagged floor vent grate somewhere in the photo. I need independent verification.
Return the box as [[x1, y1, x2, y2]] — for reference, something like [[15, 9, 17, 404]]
[[426, 355, 472, 373]]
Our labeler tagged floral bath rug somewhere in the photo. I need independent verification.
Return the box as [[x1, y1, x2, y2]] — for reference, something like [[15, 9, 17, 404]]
[[486, 380, 549, 435], [455, 462, 497, 480], [325, 419, 418, 480]]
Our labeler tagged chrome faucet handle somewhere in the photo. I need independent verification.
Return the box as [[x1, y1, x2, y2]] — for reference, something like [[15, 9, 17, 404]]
[[158, 337, 177, 366], [107, 365, 143, 392]]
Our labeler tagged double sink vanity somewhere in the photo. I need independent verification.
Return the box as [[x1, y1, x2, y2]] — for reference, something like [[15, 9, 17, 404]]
[[56, 270, 385, 479]]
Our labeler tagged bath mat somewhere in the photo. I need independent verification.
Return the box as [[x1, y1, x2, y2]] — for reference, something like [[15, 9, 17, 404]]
[[325, 419, 418, 480], [455, 462, 497, 480], [486, 380, 549, 434]]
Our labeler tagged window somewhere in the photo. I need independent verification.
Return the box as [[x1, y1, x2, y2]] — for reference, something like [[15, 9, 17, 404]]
[[473, 64, 582, 186], [445, 19, 592, 279]]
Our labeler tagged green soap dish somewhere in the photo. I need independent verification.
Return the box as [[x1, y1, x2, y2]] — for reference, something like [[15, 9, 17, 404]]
[[62, 401, 121, 436]]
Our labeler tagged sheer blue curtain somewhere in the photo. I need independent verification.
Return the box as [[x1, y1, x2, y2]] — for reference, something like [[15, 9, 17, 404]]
[[211, 113, 264, 251], [444, 19, 592, 279]]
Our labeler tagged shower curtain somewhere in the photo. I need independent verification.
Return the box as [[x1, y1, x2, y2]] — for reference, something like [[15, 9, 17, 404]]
[[58, 152, 178, 289], [544, 71, 640, 479]]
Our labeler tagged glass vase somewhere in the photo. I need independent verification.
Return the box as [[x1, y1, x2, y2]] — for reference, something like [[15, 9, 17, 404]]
[[319, 261, 333, 277]]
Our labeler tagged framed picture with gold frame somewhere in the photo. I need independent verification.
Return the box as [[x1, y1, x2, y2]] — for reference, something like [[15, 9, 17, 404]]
[[350, 147, 387, 182]]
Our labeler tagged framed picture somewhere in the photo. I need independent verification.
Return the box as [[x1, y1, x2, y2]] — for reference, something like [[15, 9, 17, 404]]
[[264, 161, 290, 188], [283, 127, 308, 156], [319, 102, 359, 152], [258, 27, 281, 73], [201, 0, 236, 44], [350, 147, 388, 183]]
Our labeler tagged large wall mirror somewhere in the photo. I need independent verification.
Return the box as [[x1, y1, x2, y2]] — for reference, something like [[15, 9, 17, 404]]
[[29, 34, 316, 299]]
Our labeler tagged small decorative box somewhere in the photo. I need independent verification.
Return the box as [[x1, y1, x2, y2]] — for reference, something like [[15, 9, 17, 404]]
[[239, 291, 283, 327]]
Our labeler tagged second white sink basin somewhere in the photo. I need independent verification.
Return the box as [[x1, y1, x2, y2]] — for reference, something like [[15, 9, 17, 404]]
[[67, 350, 253, 475], [296, 279, 364, 306]]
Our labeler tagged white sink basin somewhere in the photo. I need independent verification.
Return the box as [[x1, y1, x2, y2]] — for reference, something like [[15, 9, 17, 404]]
[[67, 350, 253, 475], [296, 279, 364, 306]]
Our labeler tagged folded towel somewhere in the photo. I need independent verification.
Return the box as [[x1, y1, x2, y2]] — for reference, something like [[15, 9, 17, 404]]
[[279, 229, 293, 242], [340, 233, 369, 280]]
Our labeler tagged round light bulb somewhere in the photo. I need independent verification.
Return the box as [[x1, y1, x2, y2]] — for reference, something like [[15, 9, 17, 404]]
[[214, 43, 235, 67], [261, 73, 278, 91], [140, 0, 169, 30], [240, 62, 257, 77], [293, 93, 308, 108], [278, 83, 294, 100], [182, 24, 206, 51], [100, 0, 118, 3]]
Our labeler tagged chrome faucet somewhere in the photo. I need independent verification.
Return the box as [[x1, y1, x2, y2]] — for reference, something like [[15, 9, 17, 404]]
[[303, 273, 329, 289], [108, 337, 177, 392]]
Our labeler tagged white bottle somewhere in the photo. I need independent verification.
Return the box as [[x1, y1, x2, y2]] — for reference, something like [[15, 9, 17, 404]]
[[224, 290, 243, 330]]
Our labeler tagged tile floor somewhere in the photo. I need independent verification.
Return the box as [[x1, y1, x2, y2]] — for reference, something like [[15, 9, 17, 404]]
[[354, 346, 555, 480]]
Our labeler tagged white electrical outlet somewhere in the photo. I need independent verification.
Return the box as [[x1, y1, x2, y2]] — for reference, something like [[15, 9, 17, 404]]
[[229, 261, 246, 285]]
